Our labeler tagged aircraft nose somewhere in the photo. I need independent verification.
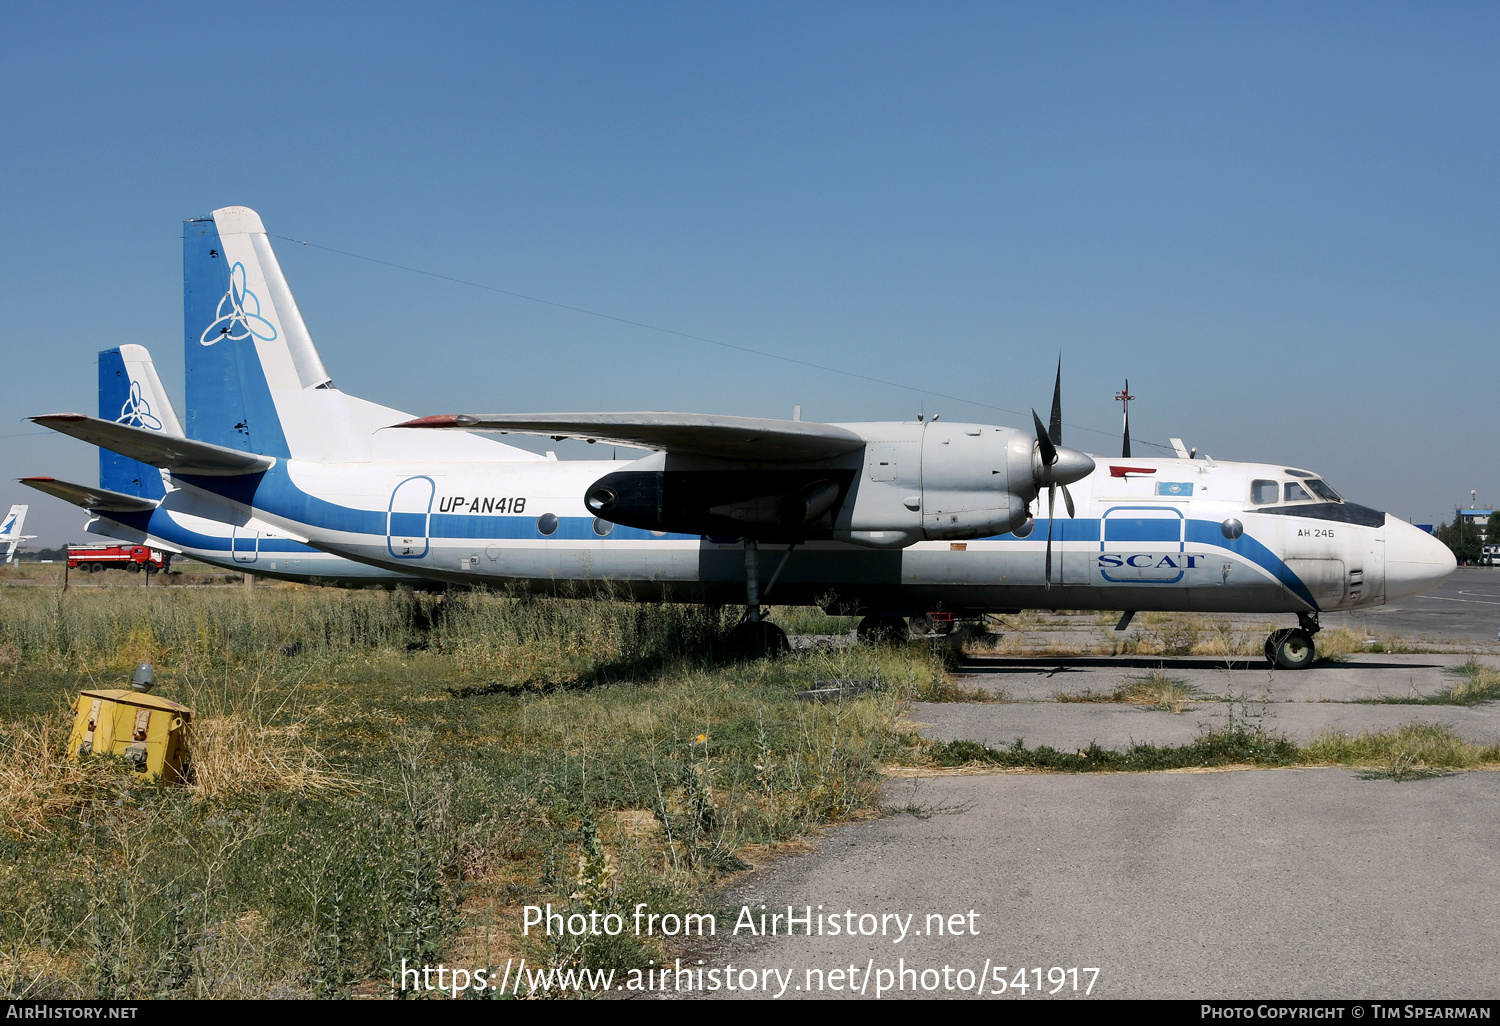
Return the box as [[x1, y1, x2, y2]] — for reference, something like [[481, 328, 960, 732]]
[[1384, 516, 1456, 602]]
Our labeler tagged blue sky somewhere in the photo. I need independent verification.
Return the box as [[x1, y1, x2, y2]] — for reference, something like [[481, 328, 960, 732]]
[[3, 2, 1497, 544]]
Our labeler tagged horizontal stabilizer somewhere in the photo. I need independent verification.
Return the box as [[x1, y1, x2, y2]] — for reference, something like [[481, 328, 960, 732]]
[[30, 414, 275, 476], [396, 412, 865, 463], [20, 477, 160, 513]]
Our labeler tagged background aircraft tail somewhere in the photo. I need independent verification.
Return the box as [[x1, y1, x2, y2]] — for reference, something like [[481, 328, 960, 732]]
[[183, 207, 540, 464], [0, 504, 33, 563], [99, 345, 178, 501]]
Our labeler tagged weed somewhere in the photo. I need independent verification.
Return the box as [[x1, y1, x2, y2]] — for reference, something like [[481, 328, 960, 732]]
[[1356, 753, 1454, 782], [925, 721, 1496, 778], [1134, 616, 1203, 656], [767, 606, 860, 636], [912, 677, 1002, 703], [1359, 659, 1500, 707], [926, 725, 1302, 772], [1055, 668, 1200, 713], [883, 800, 975, 820], [1305, 722, 1500, 771], [1438, 660, 1500, 705]]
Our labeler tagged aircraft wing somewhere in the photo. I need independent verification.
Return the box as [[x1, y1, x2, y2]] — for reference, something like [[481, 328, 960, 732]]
[[20, 477, 160, 513], [395, 413, 865, 463], [30, 414, 275, 476]]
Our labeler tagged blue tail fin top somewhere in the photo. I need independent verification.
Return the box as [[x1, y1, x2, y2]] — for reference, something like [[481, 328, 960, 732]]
[[183, 215, 291, 459], [98, 348, 166, 501]]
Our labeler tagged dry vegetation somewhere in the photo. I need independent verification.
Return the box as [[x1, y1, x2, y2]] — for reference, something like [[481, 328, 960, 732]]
[[1054, 668, 1202, 713], [0, 584, 940, 999]]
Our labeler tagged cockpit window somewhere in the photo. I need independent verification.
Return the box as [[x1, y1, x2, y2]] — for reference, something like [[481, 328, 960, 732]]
[[1251, 479, 1278, 504], [1283, 469, 1315, 478], [1306, 479, 1343, 503], [1284, 481, 1313, 502]]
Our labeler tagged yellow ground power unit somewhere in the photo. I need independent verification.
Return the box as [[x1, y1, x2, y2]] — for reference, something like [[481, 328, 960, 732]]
[[68, 689, 192, 782]]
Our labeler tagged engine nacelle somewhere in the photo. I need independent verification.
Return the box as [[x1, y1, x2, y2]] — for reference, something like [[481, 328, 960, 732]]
[[581, 420, 1052, 547], [836, 420, 1035, 544], [573, 420, 1068, 549]]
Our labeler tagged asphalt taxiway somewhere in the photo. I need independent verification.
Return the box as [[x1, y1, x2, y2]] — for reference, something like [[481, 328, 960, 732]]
[[715, 769, 1500, 999], [702, 570, 1500, 999]]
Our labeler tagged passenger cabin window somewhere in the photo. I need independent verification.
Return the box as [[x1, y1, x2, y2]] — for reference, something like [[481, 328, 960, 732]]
[[1307, 479, 1343, 503], [1284, 481, 1313, 502], [1251, 480, 1278, 504]]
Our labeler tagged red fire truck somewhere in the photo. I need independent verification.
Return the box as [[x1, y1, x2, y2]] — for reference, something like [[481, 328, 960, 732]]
[[67, 544, 170, 574]]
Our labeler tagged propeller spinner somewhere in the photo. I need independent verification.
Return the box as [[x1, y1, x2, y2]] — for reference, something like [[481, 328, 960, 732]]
[[1030, 359, 1095, 587]]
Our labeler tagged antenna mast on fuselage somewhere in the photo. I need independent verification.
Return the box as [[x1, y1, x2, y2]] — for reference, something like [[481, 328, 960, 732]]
[[1115, 380, 1135, 458]]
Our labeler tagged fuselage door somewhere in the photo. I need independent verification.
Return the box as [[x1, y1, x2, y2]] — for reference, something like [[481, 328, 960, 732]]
[[231, 523, 259, 564], [388, 476, 435, 559], [1099, 506, 1187, 582]]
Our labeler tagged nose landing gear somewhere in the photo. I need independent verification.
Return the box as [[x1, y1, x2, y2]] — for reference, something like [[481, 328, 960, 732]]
[[1265, 612, 1320, 670]]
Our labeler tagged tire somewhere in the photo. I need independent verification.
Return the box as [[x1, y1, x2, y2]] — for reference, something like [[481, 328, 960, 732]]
[[125, 562, 139, 574], [144, 563, 158, 575], [91, 563, 106, 574], [1263, 629, 1285, 665], [857, 615, 909, 644], [1271, 629, 1316, 670], [909, 613, 955, 636], [726, 620, 789, 659]]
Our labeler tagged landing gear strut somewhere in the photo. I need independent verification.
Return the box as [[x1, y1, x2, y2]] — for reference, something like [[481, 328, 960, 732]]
[[1265, 612, 1320, 670], [726, 538, 788, 657]]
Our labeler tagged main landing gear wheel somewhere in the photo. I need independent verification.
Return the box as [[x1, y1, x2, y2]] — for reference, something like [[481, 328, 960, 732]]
[[857, 615, 909, 644], [1265, 628, 1316, 670], [726, 620, 789, 658], [728, 538, 788, 658]]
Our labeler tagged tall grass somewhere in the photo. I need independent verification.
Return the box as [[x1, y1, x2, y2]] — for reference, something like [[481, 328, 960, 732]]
[[0, 585, 929, 998], [0, 587, 439, 674]]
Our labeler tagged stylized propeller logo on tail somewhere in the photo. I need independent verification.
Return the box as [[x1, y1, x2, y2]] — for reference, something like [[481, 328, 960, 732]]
[[200, 261, 278, 346], [116, 381, 163, 430]]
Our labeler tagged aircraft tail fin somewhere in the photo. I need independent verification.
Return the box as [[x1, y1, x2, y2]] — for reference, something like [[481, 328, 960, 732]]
[[99, 346, 180, 501], [183, 206, 543, 464], [0, 504, 30, 563]]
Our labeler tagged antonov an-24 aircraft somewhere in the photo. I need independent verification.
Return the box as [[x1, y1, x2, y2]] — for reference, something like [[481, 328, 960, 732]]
[[31, 206, 1455, 668]]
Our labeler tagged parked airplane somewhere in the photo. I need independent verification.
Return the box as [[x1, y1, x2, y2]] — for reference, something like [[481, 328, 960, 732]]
[[32, 206, 1456, 667], [1, 505, 35, 563], [22, 345, 431, 586]]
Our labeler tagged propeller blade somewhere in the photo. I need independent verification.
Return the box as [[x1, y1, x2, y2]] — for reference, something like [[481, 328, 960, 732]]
[[1044, 482, 1056, 586], [1032, 409, 1058, 467], [1049, 357, 1063, 446], [1062, 483, 1076, 519]]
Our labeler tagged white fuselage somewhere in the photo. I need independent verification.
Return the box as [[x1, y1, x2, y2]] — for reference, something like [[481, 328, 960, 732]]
[[170, 442, 1453, 616]]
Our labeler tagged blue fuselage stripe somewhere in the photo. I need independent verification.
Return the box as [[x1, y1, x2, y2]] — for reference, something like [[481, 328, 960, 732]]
[[174, 465, 1326, 607]]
